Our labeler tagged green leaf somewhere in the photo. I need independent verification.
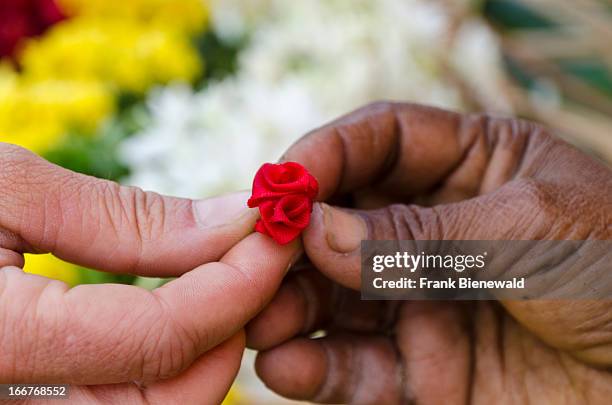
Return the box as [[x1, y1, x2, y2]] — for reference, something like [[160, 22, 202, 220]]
[[77, 267, 137, 285], [558, 59, 612, 98], [484, 0, 558, 29], [193, 30, 245, 88]]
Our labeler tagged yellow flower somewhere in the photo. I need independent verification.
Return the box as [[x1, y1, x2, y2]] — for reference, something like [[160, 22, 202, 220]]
[[20, 18, 203, 94], [0, 0, 207, 154], [0, 65, 112, 153], [58, 0, 209, 34], [23, 253, 81, 286], [221, 386, 241, 405]]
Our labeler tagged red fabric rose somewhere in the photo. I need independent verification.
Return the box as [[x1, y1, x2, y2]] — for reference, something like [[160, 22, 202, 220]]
[[0, 0, 65, 59], [248, 162, 319, 244]]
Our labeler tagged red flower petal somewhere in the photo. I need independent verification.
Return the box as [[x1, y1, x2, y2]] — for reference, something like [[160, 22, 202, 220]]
[[271, 195, 310, 225], [248, 162, 318, 244], [248, 162, 318, 207]]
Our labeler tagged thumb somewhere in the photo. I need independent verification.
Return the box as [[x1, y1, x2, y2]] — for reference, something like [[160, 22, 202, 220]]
[[303, 182, 543, 290], [0, 143, 257, 276]]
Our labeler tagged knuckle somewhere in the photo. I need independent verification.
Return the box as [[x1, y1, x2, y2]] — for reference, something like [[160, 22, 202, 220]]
[[468, 113, 553, 160], [121, 186, 167, 243], [94, 181, 126, 236], [138, 295, 200, 380], [139, 321, 195, 381], [378, 204, 440, 240], [475, 113, 545, 140], [95, 182, 167, 266]]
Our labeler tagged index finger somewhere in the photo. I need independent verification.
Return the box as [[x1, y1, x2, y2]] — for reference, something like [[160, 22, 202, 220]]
[[281, 102, 518, 201]]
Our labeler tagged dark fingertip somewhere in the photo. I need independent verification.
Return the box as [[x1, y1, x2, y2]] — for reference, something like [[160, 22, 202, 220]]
[[320, 203, 367, 253], [255, 339, 326, 400]]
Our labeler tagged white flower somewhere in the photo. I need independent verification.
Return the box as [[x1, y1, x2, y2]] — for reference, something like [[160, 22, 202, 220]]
[[120, 0, 512, 200], [120, 78, 324, 197]]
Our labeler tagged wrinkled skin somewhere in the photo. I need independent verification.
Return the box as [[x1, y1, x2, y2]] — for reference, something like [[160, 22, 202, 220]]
[[0, 143, 300, 404], [247, 103, 612, 404]]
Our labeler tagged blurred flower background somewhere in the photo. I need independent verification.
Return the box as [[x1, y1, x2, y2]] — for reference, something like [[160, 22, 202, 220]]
[[1, 0, 611, 403]]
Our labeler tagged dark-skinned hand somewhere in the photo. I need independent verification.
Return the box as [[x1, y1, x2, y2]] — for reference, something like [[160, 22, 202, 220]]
[[247, 103, 612, 404]]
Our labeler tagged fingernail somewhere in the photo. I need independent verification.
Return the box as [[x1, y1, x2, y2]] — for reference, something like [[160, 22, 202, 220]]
[[193, 191, 255, 228], [321, 203, 367, 253]]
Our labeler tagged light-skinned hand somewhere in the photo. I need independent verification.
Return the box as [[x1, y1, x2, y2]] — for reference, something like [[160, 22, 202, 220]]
[[0, 143, 300, 403]]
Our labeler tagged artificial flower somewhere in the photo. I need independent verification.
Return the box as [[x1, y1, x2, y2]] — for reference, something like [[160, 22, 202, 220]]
[[248, 162, 318, 244], [248, 162, 318, 205]]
